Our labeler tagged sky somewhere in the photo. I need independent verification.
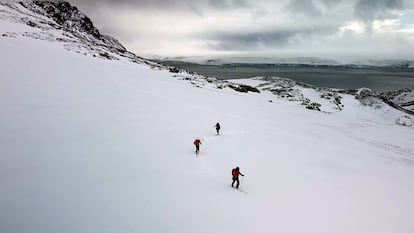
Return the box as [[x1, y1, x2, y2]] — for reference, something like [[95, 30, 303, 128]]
[[66, 0, 414, 60]]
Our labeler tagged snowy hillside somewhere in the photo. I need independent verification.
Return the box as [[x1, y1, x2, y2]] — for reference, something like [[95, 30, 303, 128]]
[[0, 0, 160, 66], [1, 1, 414, 233]]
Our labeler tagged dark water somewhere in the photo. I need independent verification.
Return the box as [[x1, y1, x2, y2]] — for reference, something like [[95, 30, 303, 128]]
[[160, 61, 414, 92]]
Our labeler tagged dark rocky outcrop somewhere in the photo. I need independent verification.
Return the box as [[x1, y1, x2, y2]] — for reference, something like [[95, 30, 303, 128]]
[[301, 98, 321, 111], [20, 0, 126, 52], [168, 67, 181, 73], [353, 88, 414, 115], [228, 84, 260, 93], [305, 102, 322, 111], [30, 1, 100, 37]]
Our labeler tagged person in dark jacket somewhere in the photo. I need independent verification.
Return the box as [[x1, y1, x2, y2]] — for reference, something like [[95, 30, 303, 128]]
[[194, 138, 202, 155], [214, 122, 221, 135], [231, 167, 244, 188]]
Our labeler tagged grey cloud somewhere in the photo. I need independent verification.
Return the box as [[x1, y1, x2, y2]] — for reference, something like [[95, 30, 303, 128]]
[[285, 0, 347, 17], [353, 0, 404, 32], [206, 31, 296, 51], [68, 0, 186, 8], [287, 0, 322, 17], [319, 0, 344, 8], [354, 0, 403, 22], [67, 0, 195, 13], [208, 0, 250, 10], [202, 26, 337, 51], [68, 0, 249, 15]]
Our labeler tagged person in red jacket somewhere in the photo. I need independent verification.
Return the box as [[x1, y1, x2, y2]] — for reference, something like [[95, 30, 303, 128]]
[[193, 138, 202, 155], [231, 167, 244, 189]]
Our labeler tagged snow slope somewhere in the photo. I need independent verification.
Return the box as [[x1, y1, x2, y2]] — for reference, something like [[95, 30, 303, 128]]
[[1, 2, 414, 233]]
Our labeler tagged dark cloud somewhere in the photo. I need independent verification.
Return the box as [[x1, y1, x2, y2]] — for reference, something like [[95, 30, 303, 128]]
[[68, 0, 184, 8], [356, 0, 403, 18], [286, 0, 322, 17], [67, 0, 194, 13], [320, 0, 344, 8], [205, 31, 295, 51], [285, 0, 347, 17], [354, 0, 403, 28], [67, 0, 249, 15], [208, 0, 249, 9], [202, 26, 337, 51]]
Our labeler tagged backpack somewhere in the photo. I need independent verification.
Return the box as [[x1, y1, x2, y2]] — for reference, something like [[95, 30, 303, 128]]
[[232, 169, 237, 177]]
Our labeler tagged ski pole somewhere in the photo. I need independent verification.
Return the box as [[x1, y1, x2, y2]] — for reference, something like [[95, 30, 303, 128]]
[[241, 176, 244, 188]]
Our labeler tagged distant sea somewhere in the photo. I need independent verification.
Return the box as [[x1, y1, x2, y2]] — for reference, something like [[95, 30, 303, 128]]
[[158, 61, 414, 92]]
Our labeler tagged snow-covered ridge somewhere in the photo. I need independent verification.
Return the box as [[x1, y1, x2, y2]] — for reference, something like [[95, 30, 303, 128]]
[[230, 76, 414, 128], [0, 0, 161, 66], [253, 77, 414, 116], [23, 0, 125, 51], [380, 89, 414, 113]]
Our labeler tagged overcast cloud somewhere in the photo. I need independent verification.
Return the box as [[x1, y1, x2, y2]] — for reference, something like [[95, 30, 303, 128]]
[[67, 0, 414, 59]]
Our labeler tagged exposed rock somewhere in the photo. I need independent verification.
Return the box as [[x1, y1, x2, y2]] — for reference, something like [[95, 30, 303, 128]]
[[229, 84, 260, 93], [206, 77, 217, 83], [320, 91, 343, 110], [99, 52, 118, 60], [338, 89, 358, 95], [301, 98, 321, 111], [18, 1, 127, 53], [380, 89, 414, 112], [168, 67, 180, 73], [401, 101, 414, 107], [27, 1, 122, 48], [306, 103, 321, 111], [26, 20, 37, 27], [355, 88, 374, 99]]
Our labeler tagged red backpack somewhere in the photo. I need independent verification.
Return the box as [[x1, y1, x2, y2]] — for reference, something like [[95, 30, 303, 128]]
[[232, 169, 238, 177]]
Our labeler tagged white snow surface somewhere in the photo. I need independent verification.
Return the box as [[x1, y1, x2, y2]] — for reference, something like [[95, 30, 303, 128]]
[[1, 7, 414, 233]]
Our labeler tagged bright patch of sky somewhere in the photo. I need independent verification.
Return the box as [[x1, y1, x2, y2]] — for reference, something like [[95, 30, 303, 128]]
[[401, 11, 414, 25]]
